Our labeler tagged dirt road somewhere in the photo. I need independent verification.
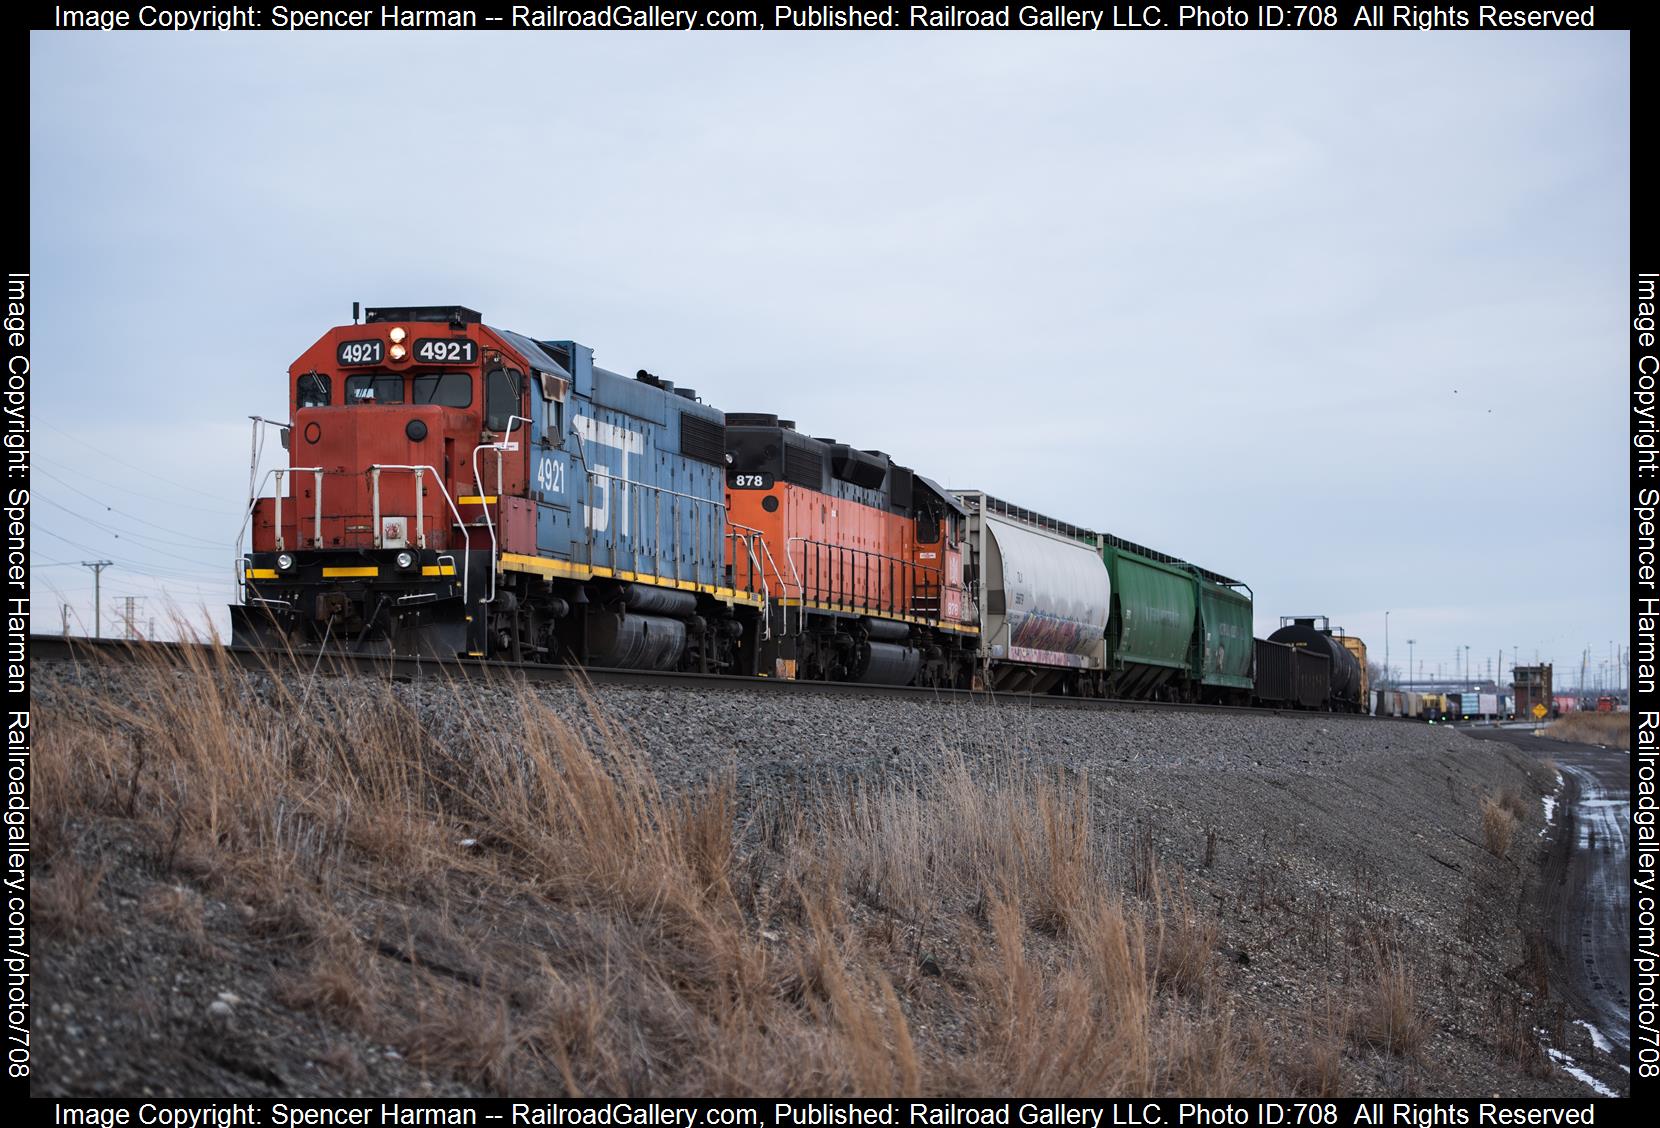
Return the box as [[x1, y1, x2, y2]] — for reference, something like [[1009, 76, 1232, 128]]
[[1463, 725, 1630, 1075]]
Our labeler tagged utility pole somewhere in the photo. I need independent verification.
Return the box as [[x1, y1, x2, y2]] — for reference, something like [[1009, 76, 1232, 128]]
[[1385, 611, 1390, 691], [80, 561, 113, 640], [1408, 639, 1415, 689], [60, 603, 70, 637]]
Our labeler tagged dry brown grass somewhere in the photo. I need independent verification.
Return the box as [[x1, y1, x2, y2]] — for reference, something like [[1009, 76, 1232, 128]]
[[1543, 711, 1630, 750], [32, 856, 111, 939], [1353, 944, 1429, 1057], [1150, 871, 1218, 998], [1497, 788, 1528, 822], [1284, 996, 1350, 1096], [32, 640, 1299, 1096], [1480, 796, 1518, 858]]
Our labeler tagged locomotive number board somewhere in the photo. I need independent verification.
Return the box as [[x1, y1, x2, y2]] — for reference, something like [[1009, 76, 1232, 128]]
[[413, 338, 478, 364], [728, 472, 775, 489], [337, 339, 385, 366]]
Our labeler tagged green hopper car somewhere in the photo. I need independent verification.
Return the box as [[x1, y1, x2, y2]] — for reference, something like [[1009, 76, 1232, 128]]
[[1101, 534, 1253, 705]]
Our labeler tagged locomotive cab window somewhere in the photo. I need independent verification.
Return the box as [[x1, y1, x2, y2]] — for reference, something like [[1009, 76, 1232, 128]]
[[412, 372, 471, 408], [915, 509, 942, 545], [537, 371, 567, 447], [296, 372, 330, 408], [345, 374, 404, 404], [486, 367, 524, 432]]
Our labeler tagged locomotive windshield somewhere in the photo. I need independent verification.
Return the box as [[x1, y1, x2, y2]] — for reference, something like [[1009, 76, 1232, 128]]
[[412, 372, 472, 407], [346, 374, 404, 404]]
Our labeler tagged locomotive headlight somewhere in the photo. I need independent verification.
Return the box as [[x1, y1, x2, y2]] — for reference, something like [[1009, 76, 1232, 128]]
[[389, 343, 408, 361], [395, 550, 417, 572], [388, 327, 407, 343], [275, 552, 296, 573]]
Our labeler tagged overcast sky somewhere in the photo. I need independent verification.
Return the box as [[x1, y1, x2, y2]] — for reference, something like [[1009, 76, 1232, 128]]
[[28, 30, 1630, 688]]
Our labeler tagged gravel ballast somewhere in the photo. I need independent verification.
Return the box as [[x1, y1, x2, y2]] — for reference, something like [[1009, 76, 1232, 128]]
[[27, 656, 1615, 1097]]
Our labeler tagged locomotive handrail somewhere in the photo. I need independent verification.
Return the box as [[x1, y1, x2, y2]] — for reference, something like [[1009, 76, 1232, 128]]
[[234, 465, 324, 600], [782, 536, 946, 630], [724, 520, 775, 638], [368, 465, 472, 604], [469, 416, 533, 605], [470, 442, 505, 605], [582, 466, 729, 585]]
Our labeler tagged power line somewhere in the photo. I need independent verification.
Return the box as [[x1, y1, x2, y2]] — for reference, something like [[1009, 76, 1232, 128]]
[[36, 496, 230, 557], [32, 467, 236, 548], [32, 452, 240, 516], [36, 422, 233, 503], [34, 503, 231, 568], [33, 526, 230, 584]]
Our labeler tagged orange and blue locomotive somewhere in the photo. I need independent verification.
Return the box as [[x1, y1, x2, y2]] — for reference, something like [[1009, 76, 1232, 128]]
[[235, 305, 763, 670]]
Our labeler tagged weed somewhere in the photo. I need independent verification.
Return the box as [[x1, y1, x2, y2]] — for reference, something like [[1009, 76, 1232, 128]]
[[1480, 796, 1517, 858]]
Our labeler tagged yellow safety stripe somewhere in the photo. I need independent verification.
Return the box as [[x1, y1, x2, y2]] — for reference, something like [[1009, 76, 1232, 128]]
[[497, 552, 765, 608], [776, 597, 981, 635], [249, 565, 454, 579], [457, 495, 498, 505]]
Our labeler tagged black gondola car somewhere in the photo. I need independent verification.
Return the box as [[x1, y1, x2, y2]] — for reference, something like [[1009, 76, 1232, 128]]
[[1266, 615, 1362, 712], [1253, 637, 1333, 710], [1294, 646, 1331, 708]]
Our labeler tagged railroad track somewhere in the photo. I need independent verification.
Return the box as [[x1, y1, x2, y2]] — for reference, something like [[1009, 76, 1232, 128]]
[[27, 634, 1413, 722]]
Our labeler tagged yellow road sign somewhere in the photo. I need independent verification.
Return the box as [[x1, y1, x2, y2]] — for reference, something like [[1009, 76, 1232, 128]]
[[1532, 703, 1547, 719]]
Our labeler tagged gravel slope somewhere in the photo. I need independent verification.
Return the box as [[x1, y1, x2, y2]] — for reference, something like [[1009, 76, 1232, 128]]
[[29, 659, 1606, 1097]]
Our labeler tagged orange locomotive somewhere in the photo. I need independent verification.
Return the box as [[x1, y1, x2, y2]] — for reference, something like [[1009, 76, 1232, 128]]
[[722, 413, 979, 685]]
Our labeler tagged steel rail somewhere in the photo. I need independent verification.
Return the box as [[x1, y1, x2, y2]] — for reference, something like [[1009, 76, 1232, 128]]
[[25, 634, 1441, 724]]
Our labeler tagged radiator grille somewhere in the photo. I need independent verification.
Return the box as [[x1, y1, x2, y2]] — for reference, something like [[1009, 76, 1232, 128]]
[[784, 443, 823, 488], [679, 414, 727, 466]]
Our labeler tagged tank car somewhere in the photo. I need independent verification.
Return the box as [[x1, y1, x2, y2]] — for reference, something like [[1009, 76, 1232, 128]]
[[1338, 632, 1369, 704], [1266, 615, 1363, 712], [234, 305, 763, 669]]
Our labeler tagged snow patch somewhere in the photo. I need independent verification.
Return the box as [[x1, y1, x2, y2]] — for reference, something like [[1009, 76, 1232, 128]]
[[1540, 794, 1556, 836], [1545, 1048, 1618, 1097], [1575, 1019, 1612, 1055]]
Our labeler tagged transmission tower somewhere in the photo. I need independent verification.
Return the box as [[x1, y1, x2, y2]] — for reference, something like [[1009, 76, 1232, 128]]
[[118, 596, 146, 641], [80, 561, 114, 639]]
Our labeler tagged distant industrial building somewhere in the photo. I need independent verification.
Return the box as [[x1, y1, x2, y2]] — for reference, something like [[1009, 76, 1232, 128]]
[[1513, 664, 1553, 720]]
